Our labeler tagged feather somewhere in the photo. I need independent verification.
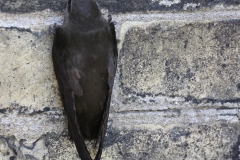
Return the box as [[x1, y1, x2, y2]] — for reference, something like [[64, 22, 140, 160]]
[[52, 0, 118, 159]]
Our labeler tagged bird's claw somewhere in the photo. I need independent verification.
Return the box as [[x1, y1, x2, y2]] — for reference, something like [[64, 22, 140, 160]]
[[108, 15, 117, 25], [108, 15, 112, 23]]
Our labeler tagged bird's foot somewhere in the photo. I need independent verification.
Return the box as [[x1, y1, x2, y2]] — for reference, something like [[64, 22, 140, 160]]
[[108, 15, 112, 23], [108, 15, 117, 26]]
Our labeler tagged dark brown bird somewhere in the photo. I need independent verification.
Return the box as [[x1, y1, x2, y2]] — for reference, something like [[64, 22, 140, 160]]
[[51, 0, 118, 159]]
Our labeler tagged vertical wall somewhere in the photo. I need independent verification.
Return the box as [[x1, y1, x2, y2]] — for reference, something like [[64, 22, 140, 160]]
[[0, 0, 240, 159]]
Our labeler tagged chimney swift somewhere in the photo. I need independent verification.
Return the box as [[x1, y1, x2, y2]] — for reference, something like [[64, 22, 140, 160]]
[[51, 0, 118, 159]]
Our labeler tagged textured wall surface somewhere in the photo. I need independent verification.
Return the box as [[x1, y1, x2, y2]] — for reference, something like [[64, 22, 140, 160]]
[[0, 0, 240, 160]]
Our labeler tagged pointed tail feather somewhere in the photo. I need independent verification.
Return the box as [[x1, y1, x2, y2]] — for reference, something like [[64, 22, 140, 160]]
[[63, 88, 92, 160], [94, 92, 112, 160]]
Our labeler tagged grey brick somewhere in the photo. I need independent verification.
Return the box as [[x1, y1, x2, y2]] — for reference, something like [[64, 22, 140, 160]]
[[0, 0, 240, 13], [119, 20, 240, 102]]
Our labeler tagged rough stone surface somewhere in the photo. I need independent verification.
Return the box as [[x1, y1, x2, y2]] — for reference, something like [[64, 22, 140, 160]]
[[0, 28, 60, 110], [0, 0, 240, 13], [112, 20, 240, 113], [0, 123, 239, 160], [0, 0, 66, 13], [98, 0, 240, 13], [0, 106, 66, 142], [0, 2, 240, 160], [119, 20, 240, 100], [0, 28, 65, 142], [103, 123, 240, 160]]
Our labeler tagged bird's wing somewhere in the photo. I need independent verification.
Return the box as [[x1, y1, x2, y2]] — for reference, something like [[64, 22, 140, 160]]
[[52, 27, 83, 97], [52, 27, 92, 160], [94, 21, 118, 160], [109, 21, 118, 77]]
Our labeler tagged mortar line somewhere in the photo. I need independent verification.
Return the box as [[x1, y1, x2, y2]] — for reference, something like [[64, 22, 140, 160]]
[[0, 9, 240, 32]]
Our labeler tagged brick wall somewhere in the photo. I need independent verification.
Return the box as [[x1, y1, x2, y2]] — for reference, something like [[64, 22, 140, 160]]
[[0, 0, 240, 159]]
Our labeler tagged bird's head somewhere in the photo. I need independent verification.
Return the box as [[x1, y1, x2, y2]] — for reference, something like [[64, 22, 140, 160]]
[[66, 0, 101, 24]]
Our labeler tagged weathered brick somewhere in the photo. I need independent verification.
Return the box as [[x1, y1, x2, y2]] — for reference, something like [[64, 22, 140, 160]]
[[103, 123, 240, 160], [0, 1, 239, 159], [0, 0, 65, 13], [0, 28, 60, 110], [0, 0, 240, 13], [119, 20, 240, 102]]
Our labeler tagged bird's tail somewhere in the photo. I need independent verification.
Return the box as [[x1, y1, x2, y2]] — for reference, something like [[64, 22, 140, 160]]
[[62, 87, 93, 160]]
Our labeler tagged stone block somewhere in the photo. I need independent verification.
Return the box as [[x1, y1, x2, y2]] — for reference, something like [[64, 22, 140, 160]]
[[0, 6, 239, 160], [0, 0, 240, 13], [98, 0, 240, 13], [0, 122, 239, 159], [114, 20, 240, 111], [0, 28, 65, 142], [102, 123, 240, 160]]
